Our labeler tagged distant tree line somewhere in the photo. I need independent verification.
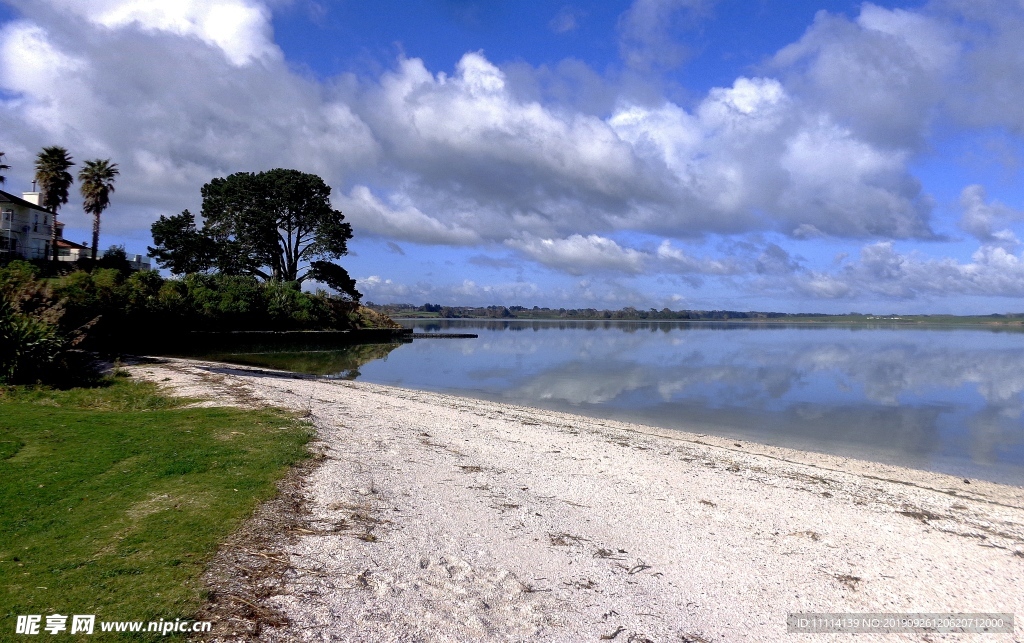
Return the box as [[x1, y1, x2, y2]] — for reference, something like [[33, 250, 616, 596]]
[[368, 302, 1024, 323], [367, 302, 828, 321]]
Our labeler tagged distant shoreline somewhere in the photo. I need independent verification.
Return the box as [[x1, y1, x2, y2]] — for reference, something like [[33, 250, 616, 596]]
[[393, 315, 1024, 329]]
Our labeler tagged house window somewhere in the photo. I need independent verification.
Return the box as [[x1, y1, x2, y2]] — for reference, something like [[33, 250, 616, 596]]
[[33, 213, 39, 232]]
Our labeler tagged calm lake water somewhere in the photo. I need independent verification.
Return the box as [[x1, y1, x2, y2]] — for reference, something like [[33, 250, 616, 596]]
[[204, 320, 1024, 486]]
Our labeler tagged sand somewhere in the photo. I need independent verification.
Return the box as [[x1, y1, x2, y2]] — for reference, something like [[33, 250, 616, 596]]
[[129, 357, 1024, 642]]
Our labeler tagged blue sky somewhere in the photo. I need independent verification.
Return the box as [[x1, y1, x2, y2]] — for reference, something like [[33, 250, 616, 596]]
[[2, 0, 1024, 313]]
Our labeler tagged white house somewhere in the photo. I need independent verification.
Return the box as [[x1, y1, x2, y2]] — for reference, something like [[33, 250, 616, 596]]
[[0, 189, 56, 260], [1, 187, 151, 270]]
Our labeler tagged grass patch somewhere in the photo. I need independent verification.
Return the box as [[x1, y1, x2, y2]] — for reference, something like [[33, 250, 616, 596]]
[[0, 378, 312, 638]]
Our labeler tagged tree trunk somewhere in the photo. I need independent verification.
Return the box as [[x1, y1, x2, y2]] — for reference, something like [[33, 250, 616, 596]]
[[50, 212, 59, 262], [91, 212, 100, 262]]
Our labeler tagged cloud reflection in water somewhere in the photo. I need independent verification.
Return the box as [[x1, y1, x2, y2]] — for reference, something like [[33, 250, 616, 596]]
[[369, 321, 1024, 484]]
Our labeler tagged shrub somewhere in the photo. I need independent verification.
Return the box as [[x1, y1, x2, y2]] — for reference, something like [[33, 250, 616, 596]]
[[0, 297, 66, 384]]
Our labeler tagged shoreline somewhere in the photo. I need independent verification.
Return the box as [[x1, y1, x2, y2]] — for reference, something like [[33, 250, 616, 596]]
[[132, 357, 1024, 642], [392, 317, 1024, 330]]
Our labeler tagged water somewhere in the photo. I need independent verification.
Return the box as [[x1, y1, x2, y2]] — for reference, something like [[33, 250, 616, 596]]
[[202, 320, 1024, 486]]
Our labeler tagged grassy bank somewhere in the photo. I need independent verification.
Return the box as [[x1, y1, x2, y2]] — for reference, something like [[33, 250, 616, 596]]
[[0, 376, 311, 638]]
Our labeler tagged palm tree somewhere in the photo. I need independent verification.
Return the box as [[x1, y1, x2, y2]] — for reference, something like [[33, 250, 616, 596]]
[[0, 150, 9, 184], [78, 159, 119, 262], [34, 146, 75, 262]]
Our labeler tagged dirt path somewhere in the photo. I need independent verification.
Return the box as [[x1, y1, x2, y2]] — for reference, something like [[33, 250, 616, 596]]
[[131, 358, 1024, 642]]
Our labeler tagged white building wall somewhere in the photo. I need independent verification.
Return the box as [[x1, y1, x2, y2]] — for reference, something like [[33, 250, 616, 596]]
[[1, 200, 53, 260]]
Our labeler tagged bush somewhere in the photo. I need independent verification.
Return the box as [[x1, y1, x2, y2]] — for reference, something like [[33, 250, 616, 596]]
[[0, 297, 66, 384], [0, 264, 95, 385], [96, 244, 131, 274], [2, 265, 389, 358]]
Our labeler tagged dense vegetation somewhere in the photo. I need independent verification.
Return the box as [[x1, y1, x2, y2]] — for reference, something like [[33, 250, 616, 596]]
[[368, 302, 1024, 325], [0, 260, 393, 384], [0, 376, 311, 634]]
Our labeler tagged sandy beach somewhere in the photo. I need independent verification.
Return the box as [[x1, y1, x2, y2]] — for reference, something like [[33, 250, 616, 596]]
[[130, 357, 1024, 642]]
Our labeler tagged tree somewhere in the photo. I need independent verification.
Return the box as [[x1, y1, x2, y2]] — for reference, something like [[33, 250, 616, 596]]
[[149, 169, 359, 299], [0, 150, 9, 185], [307, 261, 361, 302], [95, 244, 130, 272], [34, 146, 75, 262], [78, 159, 119, 261], [148, 210, 217, 275]]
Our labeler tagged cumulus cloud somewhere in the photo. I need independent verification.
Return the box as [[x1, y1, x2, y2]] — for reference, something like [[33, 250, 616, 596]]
[[0, 6, 377, 233], [655, 240, 740, 278], [18, 0, 280, 65], [958, 184, 1024, 246], [943, 0, 1024, 135], [617, 0, 716, 71], [771, 4, 957, 149], [500, 234, 744, 278], [507, 234, 647, 275], [787, 241, 1024, 300], [610, 76, 933, 238], [358, 274, 541, 306], [2, 0, 1024, 307], [0, 0, 945, 246], [339, 186, 481, 246]]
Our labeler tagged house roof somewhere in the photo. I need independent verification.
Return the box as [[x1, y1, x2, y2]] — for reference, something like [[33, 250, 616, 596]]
[[0, 189, 52, 213], [57, 238, 88, 250]]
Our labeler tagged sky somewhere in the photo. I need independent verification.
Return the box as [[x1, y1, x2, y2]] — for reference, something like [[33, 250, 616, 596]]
[[2, 0, 1024, 314]]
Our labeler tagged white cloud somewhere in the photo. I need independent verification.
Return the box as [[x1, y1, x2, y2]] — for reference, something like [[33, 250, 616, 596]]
[[958, 184, 1024, 246], [364, 53, 641, 209], [29, 0, 280, 65], [0, 22, 97, 142], [771, 4, 956, 149], [340, 186, 481, 246], [655, 240, 739, 275], [617, 0, 715, 71], [787, 241, 1024, 300], [0, 2, 944, 247], [609, 77, 932, 238], [0, 7, 377, 234], [507, 234, 647, 275], [944, 0, 1024, 135], [2, 0, 1024, 309], [358, 274, 541, 306]]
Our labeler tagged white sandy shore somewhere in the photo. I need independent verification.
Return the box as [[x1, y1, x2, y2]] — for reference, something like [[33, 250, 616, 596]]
[[131, 358, 1024, 642]]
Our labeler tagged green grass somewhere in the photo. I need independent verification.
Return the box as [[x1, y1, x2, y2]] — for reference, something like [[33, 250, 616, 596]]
[[0, 378, 312, 639]]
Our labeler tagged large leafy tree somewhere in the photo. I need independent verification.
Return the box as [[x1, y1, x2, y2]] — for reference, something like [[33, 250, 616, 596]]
[[149, 169, 360, 300], [148, 210, 217, 275], [34, 146, 75, 262], [78, 159, 119, 261], [0, 150, 9, 184]]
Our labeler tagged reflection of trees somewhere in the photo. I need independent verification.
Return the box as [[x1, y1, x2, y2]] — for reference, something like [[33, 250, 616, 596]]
[[211, 343, 403, 378], [414, 319, 784, 333]]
